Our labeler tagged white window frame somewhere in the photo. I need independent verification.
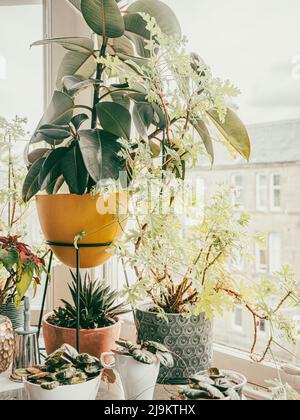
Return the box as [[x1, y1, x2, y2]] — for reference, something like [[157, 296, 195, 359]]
[[232, 305, 243, 331], [232, 174, 245, 208], [269, 233, 282, 274], [256, 173, 268, 212], [256, 244, 268, 273], [270, 173, 281, 212]]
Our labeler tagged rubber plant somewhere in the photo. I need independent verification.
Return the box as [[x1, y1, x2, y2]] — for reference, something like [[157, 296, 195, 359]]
[[22, 0, 250, 202]]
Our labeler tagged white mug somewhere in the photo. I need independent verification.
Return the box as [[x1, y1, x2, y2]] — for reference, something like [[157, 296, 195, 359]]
[[101, 352, 160, 400]]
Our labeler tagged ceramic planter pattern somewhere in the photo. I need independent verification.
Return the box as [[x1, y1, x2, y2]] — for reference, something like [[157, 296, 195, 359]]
[[136, 306, 213, 385], [0, 301, 24, 330], [0, 316, 15, 374]]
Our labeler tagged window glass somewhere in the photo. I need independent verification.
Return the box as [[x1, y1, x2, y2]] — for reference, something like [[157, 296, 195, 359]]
[[164, 0, 300, 363], [0, 0, 44, 310]]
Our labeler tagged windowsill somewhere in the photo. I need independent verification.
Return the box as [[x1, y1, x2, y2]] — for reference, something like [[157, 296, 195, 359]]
[[120, 320, 300, 396]]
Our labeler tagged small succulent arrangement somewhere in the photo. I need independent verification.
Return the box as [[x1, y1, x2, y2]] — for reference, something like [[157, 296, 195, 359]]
[[16, 344, 102, 390], [175, 368, 242, 401], [0, 235, 46, 307], [114, 340, 174, 368], [47, 272, 129, 329]]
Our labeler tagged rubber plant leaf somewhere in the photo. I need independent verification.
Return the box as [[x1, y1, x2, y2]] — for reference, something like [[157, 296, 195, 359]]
[[56, 51, 97, 90], [22, 157, 46, 203], [96, 102, 131, 140], [81, 0, 125, 38], [31, 37, 94, 54], [206, 108, 251, 161], [62, 143, 88, 194], [78, 129, 102, 183], [190, 117, 214, 163]]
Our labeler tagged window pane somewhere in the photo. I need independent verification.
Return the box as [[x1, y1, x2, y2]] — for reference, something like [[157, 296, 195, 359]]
[[166, 0, 299, 365]]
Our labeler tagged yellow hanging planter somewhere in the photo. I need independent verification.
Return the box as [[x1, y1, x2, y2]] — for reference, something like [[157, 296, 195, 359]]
[[36, 193, 128, 269]]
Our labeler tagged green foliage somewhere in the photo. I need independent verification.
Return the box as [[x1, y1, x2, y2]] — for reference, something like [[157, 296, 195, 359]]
[[0, 236, 46, 307], [115, 339, 174, 367], [23, 0, 250, 202], [48, 272, 129, 330]]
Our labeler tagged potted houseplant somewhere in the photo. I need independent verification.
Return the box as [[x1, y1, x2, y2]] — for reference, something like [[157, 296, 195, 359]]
[[17, 344, 103, 400], [0, 235, 46, 329], [101, 339, 173, 400], [0, 116, 45, 329], [43, 272, 129, 358], [174, 367, 245, 401], [21, 0, 186, 269]]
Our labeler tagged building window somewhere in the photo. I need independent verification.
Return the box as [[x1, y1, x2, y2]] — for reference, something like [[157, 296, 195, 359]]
[[232, 175, 244, 208], [256, 244, 268, 273], [0, 55, 6, 80], [269, 233, 282, 273], [256, 174, 268, 211], [259, 320, 267, 334], [271, 174, 281, 211], [232, 306, 243, 330]]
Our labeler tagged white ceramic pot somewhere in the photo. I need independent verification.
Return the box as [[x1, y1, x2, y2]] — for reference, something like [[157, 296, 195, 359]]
[[101, 352, 160, 400], [24, 375, 100, 401]]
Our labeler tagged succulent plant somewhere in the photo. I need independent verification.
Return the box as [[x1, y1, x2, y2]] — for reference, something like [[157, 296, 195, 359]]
[[115, 339, 174, 368], [15, 344, 102, 390], [176, 368, 242, 401], [47, 272, 129, 330]]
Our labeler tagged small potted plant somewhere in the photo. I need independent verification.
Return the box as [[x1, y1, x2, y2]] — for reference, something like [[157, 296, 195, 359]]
[[174, 367, 244, 401], [0, 235, 46, 329], [101, 339, 174, 400], [16, 344, 103, 400], [43, 272, 129, 358]]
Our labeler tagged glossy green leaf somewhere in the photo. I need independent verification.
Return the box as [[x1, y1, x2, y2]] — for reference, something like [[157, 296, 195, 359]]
[[62, 144, 88, 194], [30, 91, 74, 146], [96, 102, 131, 139], [22, 158, 46, 202], [39, 147, 69, 186], [191, 117, 214, 163], [57, 51, 96, 90], [67, 0, 81, 11], [207, 108, 251, 161], [133, 102, 154, 141], [27, 148, 50, 165], [99, 130, 125, 180], [63, 75, 97, 96], [31, 37, 94, 54], [37, 125, 71, 140], [81, 0, 125, 38], [0, 249, 19, 271], [71, 113, 89, 131], [79, 130, 102, 182]]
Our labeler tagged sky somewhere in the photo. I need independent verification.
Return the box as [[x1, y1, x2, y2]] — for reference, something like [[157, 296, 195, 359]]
[[164, 0, 300, 124]]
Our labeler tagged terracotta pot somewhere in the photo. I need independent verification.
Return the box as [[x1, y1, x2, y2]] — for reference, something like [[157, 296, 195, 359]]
[[43, 314, 121, 359], [36, 193, 128, 268]]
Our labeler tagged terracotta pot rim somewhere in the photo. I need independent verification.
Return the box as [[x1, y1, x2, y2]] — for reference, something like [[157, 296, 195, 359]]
[[43, 312, 121, 333]]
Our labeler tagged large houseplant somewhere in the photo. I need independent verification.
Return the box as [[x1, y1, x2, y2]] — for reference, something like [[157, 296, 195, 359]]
[[22, 0, 250, 268]]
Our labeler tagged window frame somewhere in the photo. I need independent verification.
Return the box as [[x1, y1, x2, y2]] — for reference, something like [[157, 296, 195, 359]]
[[270, 173, 281, 212], [255, 243, 268, 273], [232, 174, 245, 208], [256, 173, 268, 212]]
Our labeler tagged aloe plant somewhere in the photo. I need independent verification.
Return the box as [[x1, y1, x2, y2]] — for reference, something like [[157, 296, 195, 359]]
[[22, 0, 250, 202], [48, 272, 129, 329], [114, 339, 174, 368]]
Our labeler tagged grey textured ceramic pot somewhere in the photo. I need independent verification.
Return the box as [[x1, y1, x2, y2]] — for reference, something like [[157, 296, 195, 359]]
[[136, 305, 213, 385], [0, 301, 24, 330]]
